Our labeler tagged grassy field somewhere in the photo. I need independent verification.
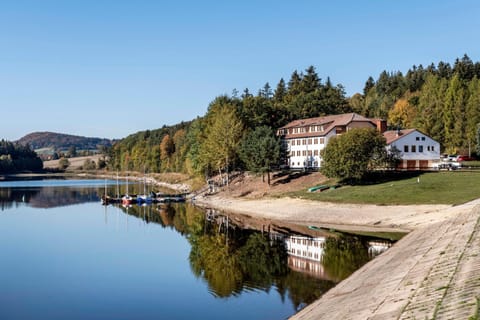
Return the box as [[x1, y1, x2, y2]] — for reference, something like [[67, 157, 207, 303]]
[[284, 170, 480, 205]]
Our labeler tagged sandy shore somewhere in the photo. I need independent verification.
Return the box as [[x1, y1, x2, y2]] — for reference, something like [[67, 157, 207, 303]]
[[195, 195, 477, 233]]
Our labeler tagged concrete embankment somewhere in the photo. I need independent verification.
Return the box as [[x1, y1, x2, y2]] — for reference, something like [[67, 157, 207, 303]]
[[291, 203, 480, 320]]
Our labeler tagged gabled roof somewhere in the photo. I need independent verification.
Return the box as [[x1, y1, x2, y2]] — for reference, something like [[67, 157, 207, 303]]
[[279, 113, 376, 137], [382, 129, 417, 144]]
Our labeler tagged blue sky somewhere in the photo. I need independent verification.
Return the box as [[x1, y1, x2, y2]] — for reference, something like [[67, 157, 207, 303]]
[[1, 0, 479, 141]]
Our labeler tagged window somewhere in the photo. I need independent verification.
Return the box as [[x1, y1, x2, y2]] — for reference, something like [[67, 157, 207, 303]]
[[411, 145, 416, 152], [404, 145, 409, 152], [302, 150, 307, 156], [314, 138, 318, 144], [291, 140, 295, 146], [416, 137, 419, 141], [427, 146, 430, 151], [307, 138, 312, 145], [421, 137, 425, 141], [419, 145, 424, 152], [308, 150, 312, 156], [296, 151, 301, 156], [314, 150, 319, 156], [302, 139, 306, 145], [432, 146, 435, 151], [291, 151, 295, 157], [319, 137, 325, 144]]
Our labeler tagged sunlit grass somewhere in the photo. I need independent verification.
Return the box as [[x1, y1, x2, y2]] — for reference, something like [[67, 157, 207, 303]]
[[284, 171, 480, 205]]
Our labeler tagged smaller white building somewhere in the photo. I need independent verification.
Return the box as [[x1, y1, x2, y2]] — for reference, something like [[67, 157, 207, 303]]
[[383, 129, 440, 169]]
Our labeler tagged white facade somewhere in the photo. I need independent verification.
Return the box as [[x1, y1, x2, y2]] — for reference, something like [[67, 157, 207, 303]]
[[384, 129, 441, 169], [278, 113, 381, 170], [285, 235, 326, 261], [286, 131, 336, 169]]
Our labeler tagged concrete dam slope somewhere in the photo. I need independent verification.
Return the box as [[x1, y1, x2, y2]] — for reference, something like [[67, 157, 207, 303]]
[[292, 203, 480, 320]]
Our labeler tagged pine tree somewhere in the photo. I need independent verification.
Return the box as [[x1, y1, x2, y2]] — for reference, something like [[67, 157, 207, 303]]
[[363, 77, 375, 96], [301, 66, 321, 93], [443, 74, 466, 153], [466, 77, 480, 154]]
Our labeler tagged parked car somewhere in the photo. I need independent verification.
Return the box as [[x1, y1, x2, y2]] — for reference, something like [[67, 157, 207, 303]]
[[441, 154, 458, 162], [434, 162, 460, 170], [456, 155, 475, 162]]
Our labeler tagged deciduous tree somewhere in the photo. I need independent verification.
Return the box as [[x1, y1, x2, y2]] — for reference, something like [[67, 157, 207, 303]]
[[321, 128, 387, 183], [239, 126, 280, 185]]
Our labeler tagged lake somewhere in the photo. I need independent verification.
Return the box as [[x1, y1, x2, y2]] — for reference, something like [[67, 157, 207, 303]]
[[0, 178, 393, 319]]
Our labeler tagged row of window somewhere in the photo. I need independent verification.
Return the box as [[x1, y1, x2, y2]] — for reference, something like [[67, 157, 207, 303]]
[[289, 248, 322, 260], [290, 161, 319, 167], [291, 150, 320, 157], [290, 238, 325, 247], [403, 145, 435, 153], [291, 125, 325, 134], [290, 137, 326, 146]]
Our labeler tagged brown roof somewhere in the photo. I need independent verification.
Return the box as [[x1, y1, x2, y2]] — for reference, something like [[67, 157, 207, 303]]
[[383, 129, 416, 144], [279, 113, 377, 137]]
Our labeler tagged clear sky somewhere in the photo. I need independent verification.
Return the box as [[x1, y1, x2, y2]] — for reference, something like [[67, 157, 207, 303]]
[[1, 0, 479, 141]]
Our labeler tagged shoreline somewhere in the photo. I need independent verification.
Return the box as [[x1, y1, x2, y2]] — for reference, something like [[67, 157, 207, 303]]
[[4, 172, 480, 318], [194, 194, 461, 234], [194, 194, 480, 319]]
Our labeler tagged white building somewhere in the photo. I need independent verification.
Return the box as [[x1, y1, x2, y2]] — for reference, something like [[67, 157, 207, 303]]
[[277, 113, 385, 170], [383, 129, 441, 169]]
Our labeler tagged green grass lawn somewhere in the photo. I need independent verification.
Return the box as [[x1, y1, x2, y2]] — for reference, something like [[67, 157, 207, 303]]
[[284, 171, 480, 205]]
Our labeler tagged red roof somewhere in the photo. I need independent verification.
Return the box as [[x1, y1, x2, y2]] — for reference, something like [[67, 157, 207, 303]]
[[279, 113, 377, 138], [382, 129, 417, 144]]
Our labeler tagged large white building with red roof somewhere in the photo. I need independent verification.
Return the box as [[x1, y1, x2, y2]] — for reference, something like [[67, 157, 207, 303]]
[[277, 113, 386, 169], [277, 113, 440, 170]]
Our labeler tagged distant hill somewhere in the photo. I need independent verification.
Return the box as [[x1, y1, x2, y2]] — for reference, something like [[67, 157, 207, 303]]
[[16, 132, 114, 151]]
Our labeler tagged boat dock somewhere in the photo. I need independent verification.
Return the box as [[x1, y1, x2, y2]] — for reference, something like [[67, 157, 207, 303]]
[[101, 192, 187, 205]]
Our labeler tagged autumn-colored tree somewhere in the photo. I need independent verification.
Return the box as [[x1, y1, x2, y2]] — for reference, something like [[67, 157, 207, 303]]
[[200, 103, 244, 183], [160, 134, 175, 170], [387, 97, 416, 129]]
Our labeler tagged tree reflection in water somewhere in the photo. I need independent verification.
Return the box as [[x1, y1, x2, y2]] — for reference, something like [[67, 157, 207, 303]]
[[322, 236, 370, 282], [119, 203, 393, 310]]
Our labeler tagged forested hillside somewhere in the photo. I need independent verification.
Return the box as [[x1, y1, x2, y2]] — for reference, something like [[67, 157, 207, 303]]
[[17, 132, 114, 151], [0, 140, 43, 173], [352, 54, 480, 154], [109, 56, 480, 177], [109, 66, 349, 177]]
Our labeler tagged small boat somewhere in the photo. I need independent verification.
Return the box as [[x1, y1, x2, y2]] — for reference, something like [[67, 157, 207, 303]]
[[308, 185, 329, 192], [137, 194, 153, 204], [122, 194, 133, 205]]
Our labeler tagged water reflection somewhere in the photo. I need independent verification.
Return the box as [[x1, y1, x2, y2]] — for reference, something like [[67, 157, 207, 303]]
[[0, 180, 396, 318], [115, 203, 394, 310], [0, 183, 101, 209]]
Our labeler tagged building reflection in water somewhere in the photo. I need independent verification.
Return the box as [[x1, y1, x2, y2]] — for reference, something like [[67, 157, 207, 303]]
[[271, 233, 392, 280]]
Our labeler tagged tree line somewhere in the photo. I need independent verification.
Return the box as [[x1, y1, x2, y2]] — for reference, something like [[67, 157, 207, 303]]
[[352, 54, 480, 155], [108, 55, 480, 179], [108, 66, 350, 182], [0, 140, 43, 173]]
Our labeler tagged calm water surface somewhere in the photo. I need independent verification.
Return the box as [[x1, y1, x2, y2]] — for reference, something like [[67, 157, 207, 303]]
[[0, 178, 393, 319]]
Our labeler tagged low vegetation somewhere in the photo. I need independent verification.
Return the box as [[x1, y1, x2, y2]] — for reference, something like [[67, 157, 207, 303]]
[[285, 171, 480, 205]]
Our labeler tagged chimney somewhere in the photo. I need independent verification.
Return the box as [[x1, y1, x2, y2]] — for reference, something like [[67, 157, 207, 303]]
[[376, 119, 387, 133]]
